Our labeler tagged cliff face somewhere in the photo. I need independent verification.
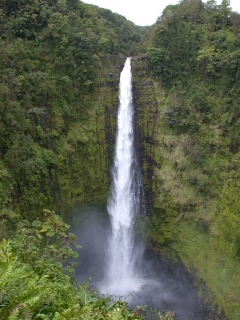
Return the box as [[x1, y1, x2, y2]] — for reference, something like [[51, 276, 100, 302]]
[[2, 44, 238, 318], [131, 55, 240, 319], [131, 55, 158, 213], [57, 55, 127, 211], [0, 0, 146, 218], [68, 54, 158, 212], [1, 0, 238, 315]]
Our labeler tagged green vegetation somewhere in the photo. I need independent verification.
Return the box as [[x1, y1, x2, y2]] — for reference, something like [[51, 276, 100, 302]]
[[0, 0, 146, 215], [0, 1, 174, 319], [0, 209, 174, 319], [144, 0, 240, 318], [1, 0, 240, 318], [0, 210, 152, 320]]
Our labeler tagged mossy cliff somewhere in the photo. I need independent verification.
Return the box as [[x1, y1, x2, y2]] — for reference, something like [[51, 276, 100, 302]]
[[150, 88, 240, 320], [0, 0, 145, 218], [131, 54, 240, 319], [57, 55, 126, 211], [131, 55, 158, 213]]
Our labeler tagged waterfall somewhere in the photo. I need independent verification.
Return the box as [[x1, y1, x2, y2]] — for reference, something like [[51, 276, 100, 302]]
[[101, 57, 144, 296]]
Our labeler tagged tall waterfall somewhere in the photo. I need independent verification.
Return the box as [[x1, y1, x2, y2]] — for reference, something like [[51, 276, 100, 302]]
[[102, 57, 144, 296]]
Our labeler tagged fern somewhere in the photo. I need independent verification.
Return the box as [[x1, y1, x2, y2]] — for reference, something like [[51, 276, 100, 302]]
[[18, 308, 34, 320], [0, 229, 148, 320], [0, 264, 14, 288], [7, 306, 21, 320]]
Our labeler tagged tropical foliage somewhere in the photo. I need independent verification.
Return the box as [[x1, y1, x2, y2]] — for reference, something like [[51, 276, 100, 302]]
[[0, 0, 146, 215], [1, 0, 240, 318], [0, 211, 174, 319], [145, 0, 240, 318]]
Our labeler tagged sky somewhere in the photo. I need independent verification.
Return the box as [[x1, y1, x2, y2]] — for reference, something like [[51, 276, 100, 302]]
[[82, 0, 240, 26]]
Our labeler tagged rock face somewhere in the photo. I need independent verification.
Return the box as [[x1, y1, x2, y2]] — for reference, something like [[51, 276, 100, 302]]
[[55, 55, 127, 211], [72, 54, 159, 215], [98, 55, 127, 186], [131, 55, 158, 214], [57, 54, 157, 210], [131, 56, 237, 319], [97, 54, 159, 214]]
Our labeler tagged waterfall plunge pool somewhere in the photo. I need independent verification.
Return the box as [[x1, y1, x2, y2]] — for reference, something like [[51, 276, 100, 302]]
[[70, 203, 211, 320]]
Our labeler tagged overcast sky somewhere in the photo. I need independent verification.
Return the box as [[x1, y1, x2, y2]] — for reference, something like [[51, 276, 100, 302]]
[[82, 0, 240, 26]]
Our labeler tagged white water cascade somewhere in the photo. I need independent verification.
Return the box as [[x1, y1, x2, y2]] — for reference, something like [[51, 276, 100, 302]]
[[101, 57, 144, 296]]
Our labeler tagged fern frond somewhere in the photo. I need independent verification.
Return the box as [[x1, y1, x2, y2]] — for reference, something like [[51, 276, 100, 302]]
[[12, 276, 40, 301], [0, 264, 14, 288], [23, 295, 41, 309], [7, 305, 21, 320], [19, 307, 34, 320], [52, 312, 63, 320]]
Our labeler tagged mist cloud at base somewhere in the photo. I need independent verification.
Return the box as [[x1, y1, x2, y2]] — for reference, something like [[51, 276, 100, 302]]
[[71, 204, 210, 320]]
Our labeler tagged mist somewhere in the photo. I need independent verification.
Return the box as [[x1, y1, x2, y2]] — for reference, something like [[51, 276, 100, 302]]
[[71, 203, 210, 320]]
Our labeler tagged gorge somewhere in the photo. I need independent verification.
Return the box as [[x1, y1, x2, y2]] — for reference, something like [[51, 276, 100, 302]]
[[1, 0, 240, 319]]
